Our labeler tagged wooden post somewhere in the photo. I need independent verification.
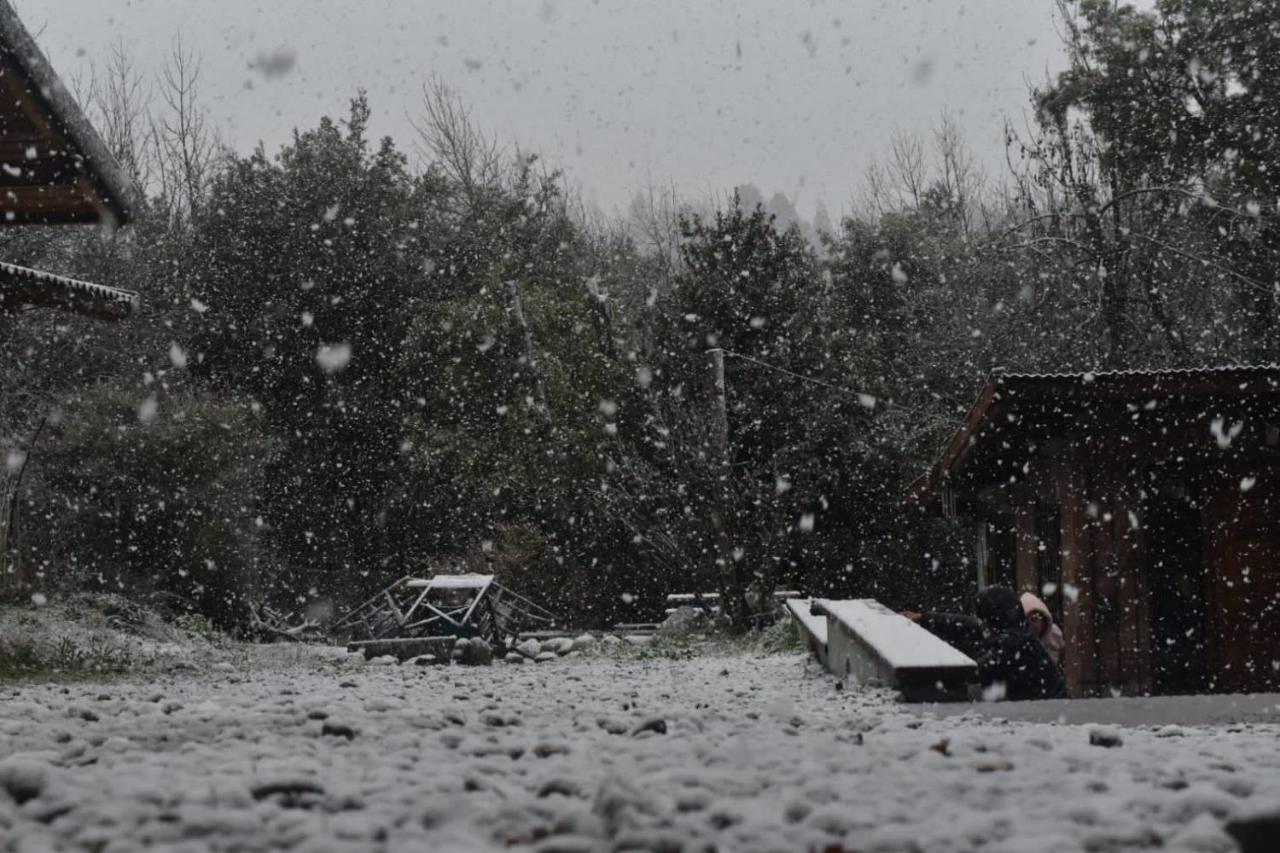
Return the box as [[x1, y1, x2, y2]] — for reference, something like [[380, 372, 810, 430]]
[[0, 414, 46, 592], [705, 348, 744, 626], [1057, 457, 1097, 697]]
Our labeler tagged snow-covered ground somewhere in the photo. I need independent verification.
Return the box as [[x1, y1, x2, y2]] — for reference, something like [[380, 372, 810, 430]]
[[2, 648, 1279, 852]]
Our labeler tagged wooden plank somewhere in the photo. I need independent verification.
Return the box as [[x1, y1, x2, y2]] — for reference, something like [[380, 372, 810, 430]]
[[815, 599, 976, 702], [1204, 467, 1280, 693], [785, 598, 828, 669], [1114, 490, 1146, 694], [1094, 502, 1122, 691], [1056, 458, 1096, 697]]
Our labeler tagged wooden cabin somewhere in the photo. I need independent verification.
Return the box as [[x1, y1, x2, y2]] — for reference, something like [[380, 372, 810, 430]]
[[0, 0, 141, 318], [911, 366, 1280, 698]]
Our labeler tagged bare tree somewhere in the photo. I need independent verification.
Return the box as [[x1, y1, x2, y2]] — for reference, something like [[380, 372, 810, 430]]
[[89, 42, 154, 190], [932, 113, 985, 235], [150, 37, 219, 221], [413, 77, 503, 203], [625, 178, 685, 287]]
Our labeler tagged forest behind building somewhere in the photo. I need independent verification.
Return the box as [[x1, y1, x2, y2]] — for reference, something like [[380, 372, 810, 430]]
[[1, 1, 1276, 631]]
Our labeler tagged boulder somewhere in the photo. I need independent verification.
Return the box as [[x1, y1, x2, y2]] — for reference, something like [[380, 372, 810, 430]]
[[405, 654, 441, 667], [453, 638, 493, 667], [534, 651, 557, 663], [0, 756, 47, 805], [658, 606, 706, 637], [570, 633, 597, 652], [504, 652, 525, 664], [515, 638, 542, 658], [552, 638, 576, 656]]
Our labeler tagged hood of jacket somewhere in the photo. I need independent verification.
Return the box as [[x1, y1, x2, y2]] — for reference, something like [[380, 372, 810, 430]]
[[975, 586, 1027, 632]]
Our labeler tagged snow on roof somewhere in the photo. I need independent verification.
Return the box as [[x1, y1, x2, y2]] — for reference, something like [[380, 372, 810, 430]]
[[818, 598, 975, 671], [0, 0, 143, 225], [996, 364, 1280, 382], [908, 363, 1280, 507], [0, 259, 138, 320]]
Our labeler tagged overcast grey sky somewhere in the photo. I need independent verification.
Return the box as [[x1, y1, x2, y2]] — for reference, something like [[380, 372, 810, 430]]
[[16, 0, 1067, 219]]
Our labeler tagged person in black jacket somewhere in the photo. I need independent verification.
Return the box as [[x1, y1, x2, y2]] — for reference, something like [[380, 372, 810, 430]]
[[906, 586, 1067, 701]]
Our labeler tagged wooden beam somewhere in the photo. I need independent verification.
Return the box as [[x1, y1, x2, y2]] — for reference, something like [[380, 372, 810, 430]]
[[1056, 458, 1097, 697]]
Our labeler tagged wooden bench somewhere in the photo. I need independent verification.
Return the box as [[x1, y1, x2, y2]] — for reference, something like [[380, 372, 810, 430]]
[[812, 599, 977, 702], [785, 598, 829, 669]]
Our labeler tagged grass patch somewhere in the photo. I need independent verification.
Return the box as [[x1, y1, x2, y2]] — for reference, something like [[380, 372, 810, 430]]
[[613, 607, 805, 661], [0, 634, 137, 682]]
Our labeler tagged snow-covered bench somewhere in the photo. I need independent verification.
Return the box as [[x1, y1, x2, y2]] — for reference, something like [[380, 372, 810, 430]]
[[812, 599, 977, 702], [785, 598, 829, 668]]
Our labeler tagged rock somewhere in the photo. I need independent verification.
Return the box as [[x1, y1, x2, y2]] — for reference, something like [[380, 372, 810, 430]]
[[250, 779, 325, 802], [1088, 727, 1123, 748], [535, 651, 557, 663], [532, 742, 570, 758], [453, 638, 493, 667], [405, 654, 441, 667], [600, 635, 622, 645], [368, 655, 399, 666], [658, 606, 706, 637], [516, 638, 542, 658], [504, 652, 525, 664], [596, 718, 629, 735], [570, 633, 597, 652], [0, 756, 47, 804], [321, 721, 357, 740], [211, 661, 236, 673], [552, 638, 576, 656], [623, 634, 652, 646], [538, 778, 582, 798], [631, 717, 667, 736], [1226, 812, 1280, 853]]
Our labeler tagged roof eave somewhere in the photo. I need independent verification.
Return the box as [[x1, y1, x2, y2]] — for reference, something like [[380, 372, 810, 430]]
[[0, 0, 144, 226]]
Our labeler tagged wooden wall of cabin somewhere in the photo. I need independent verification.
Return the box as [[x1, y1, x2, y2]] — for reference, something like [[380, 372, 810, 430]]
[[1202, 462, 1280, 693], [1023, 450, 1155, 698], [1044, 415, 1277, 697], [952, 393, 1280, 698], [1083, 466, 1154, 697]]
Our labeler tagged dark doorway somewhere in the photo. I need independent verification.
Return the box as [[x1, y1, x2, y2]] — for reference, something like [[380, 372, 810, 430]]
[[1148, 483, 1208, 694], [981, 515, 1017, 590], [1035, 502, 1063, 624]]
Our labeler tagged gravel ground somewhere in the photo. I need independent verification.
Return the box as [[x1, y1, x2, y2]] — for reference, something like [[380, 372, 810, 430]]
[[2, 649, 1280, 852]]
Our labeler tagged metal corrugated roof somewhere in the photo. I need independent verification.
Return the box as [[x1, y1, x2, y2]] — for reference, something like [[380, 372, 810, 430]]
[[0, 260, 138, 319], [996, 365, 1280, 382], [907, 363, 1280, 509]]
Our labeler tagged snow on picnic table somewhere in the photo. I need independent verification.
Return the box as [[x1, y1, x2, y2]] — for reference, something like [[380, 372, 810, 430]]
[[1, 651, 1278, 852]]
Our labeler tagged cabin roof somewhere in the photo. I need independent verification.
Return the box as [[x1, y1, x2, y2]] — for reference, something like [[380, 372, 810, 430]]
[[0, 0, 142, 226], [909, 365, 1280, 508], [0, 259, 138, 319]]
